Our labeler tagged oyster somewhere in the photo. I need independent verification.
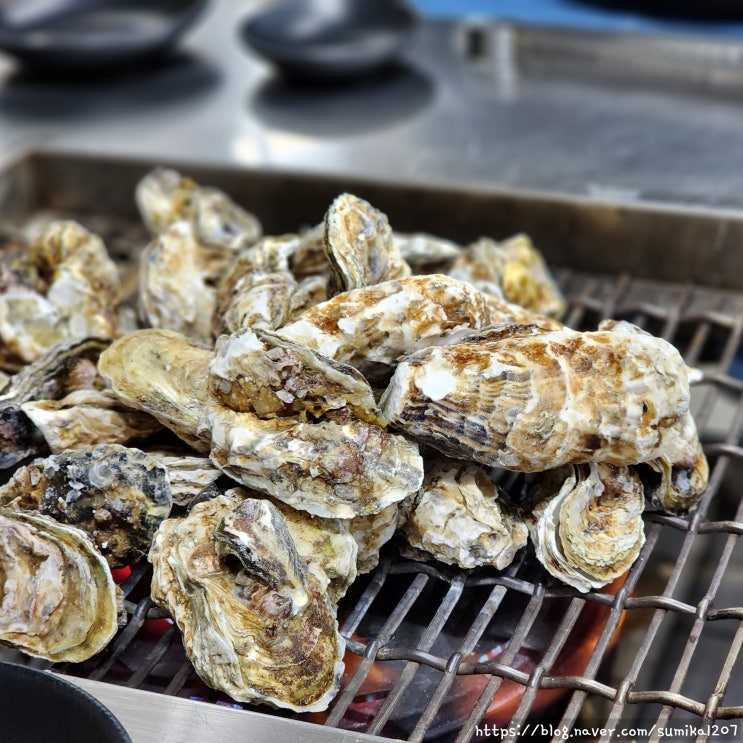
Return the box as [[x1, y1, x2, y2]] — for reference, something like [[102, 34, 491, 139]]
[[290, 223, 329, 278], [0, 337, 110, 469], [205, 405, 423, 519], [526, 463, 646, 593], [448, 234, 566, 318], [208, 328, 382, 424], [147, 448, 222, 507], [0, 508, 118, 662], [0, 221, 120, 366], [99, 329, 214, 452], [401, 459, 528, 570], [380, 321, 695, 472], [277, 274, 493, 379], [0, 444, 172, 567], [324, 193, 410, 296], [350, 504, 400, 574], [21, 389, 162, 454], [138, 222, 216, 345], [639, 411, 709, 514], [135, 168, 262, 258], [149, 495, 345, 712], [393, 232, 462, 270]]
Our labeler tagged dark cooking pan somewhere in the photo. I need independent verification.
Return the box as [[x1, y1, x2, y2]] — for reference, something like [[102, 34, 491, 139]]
[[0, 662, 132, 743]]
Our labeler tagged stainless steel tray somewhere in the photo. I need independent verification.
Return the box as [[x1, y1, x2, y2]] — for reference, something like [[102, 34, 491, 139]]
[[3, 150, 743, 743]]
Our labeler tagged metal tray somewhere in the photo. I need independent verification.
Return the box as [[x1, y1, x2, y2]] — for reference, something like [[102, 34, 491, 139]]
[[3, 150, 743, 743]]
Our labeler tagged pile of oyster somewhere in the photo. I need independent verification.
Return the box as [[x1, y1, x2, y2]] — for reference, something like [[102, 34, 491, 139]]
[[0, 169, 708, 712]]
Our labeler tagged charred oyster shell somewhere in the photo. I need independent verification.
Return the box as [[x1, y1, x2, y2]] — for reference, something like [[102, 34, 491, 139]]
[[149, 495, 345, 712], [526, 463, 646, 593], [0, 508, 118, 662], [0, 444, 172, 567]]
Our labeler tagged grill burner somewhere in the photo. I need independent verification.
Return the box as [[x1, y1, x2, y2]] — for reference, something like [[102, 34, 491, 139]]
[[3, 153, 743, 743]]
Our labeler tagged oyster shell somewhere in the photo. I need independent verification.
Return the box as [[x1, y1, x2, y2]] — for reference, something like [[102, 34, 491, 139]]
[[393, 232, 462, 270], [380, 320, 694, 472], [290, 223, 329, 278], [350, 504, 399, 574], [208, 328, 382, 425], [205, 405, 423, 519], [0, 444, 172, 567], [147, 448, 222, 507], [21, 389, 162, 454], [639, 411, 709, 514], [149, 495, 345, 712], [0, 337, 110, 469], [138, 222, 216, 345], [0, 508, 118, 662], [526, 463, 646, 593], [324, 193, 410, 296], [0, 221, 120, 366], [99, 329, 214, 452], [277, 274, 493, 379], [448, 234, 566, 318], [401, 458, 528, 570]]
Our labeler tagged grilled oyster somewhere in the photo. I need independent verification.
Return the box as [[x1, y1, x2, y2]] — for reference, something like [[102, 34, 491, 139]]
[[290, 223, 329, 278], [0, 222, 120, 366], [526, 463, 646, 593], [639, 411, 709, 514], [208, 328, 381, 424], [401, 459, 527, 570], [205, 405, 423, 519], [149, 495, 345, 712], [22, 389, 162, 454], [99, 329, 214, 452], [448, 234, 565, 318], [0, 508, 118, 662], [135, 168, 262, 256], [0, 337, 110, 469], [380, 321, 694, 472], [0, 444, 172, 567], [277, 275, 493, 379], [324, 193, 410, 296], [138, 222, 216, 345], [393, 232, 462, 270], [147, 448, 223, 507], [350, 504, 400, 574]]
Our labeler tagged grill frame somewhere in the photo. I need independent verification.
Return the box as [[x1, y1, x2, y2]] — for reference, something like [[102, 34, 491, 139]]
[[3, 151, 743, 743]]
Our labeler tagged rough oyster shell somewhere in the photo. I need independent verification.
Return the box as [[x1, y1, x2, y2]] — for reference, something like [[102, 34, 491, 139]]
[[0, 508, 118, 662], [99, 329, 214, 452], [0, 337, 110, 469], [277, 274, 493, 379], [0, 222, 120, 366], [380, 320, 694, 472], [21, 389, 162, 454], [147, 448, 222, 507], [205, 405, 423, 519], [208, 328, 382, 425], [526, 463, 646, 593], [401, 459, 528, 570], [448, 234, 566, 318], [0, 444, 172, 567], [324, 193, 410, 296], [350, 504, 399, 574], [393, 232, 463, 270], [149, 495, 345, 712], [138, 222, 216, 345], [639, 411, 709, 514]]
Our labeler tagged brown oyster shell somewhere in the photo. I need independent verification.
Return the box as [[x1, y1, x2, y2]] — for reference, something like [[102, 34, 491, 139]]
[[149, 495, 345, 712], [380, 320, 694, 472], [0, 508, 118, 662], [0, 444, 172, 567]]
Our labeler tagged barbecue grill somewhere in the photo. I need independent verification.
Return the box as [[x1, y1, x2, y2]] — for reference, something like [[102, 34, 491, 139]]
[[2, 151, 743, 743]]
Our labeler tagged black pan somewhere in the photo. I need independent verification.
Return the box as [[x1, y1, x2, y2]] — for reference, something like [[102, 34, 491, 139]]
[[0, 662, 132, 743], [240, 0, 418, 81], [0, 0, 209, 74]]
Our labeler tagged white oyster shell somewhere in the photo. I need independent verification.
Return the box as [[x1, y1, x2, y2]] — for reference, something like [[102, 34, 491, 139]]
[[381, 320, 694, 472], [402, 458, 528, 570], [149, 495, 345, 712], [526, 463, 646, 593]]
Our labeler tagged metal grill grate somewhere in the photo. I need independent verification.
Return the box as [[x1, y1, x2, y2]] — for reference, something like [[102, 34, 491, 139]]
[[5, 266, 743, 743]]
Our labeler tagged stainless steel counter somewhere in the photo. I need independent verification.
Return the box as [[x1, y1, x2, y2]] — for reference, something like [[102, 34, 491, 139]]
[[4, 1, 743, 211]]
